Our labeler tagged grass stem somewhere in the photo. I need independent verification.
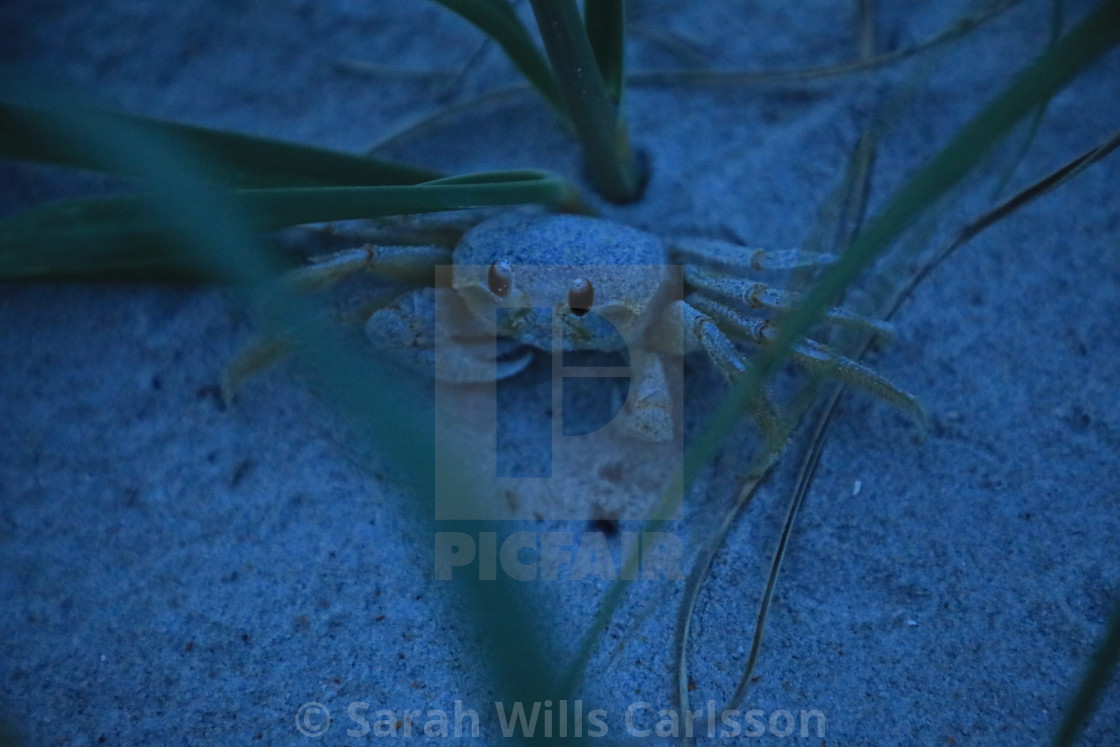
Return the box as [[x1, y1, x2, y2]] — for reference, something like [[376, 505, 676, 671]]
[[530, 0, 645, 202]]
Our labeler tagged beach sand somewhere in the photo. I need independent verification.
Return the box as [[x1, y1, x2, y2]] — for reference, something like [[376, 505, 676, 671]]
[[2, 1, 1118, 743]]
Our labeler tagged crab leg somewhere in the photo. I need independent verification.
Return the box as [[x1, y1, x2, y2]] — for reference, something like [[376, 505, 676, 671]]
[[614, 348, 675, 442], [646, 300, 784, 442], [669, 236, 838, 273], [791, 338, 925, 424], [689, 295, 924, 424], [222, 335, 293, 406], [224, 243, 454, 402], [366, 287, 534, 383], [288, 243, 452, 289], [684, 265, 896, 342]]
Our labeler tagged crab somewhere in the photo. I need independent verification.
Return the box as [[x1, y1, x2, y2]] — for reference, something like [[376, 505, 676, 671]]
[[228, 210, 921, 442]]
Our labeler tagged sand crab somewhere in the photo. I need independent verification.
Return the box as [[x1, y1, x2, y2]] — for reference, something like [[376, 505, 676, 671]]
[[228, 210, 921, 443]]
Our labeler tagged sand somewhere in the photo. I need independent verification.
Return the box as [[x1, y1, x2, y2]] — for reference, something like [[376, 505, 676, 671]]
[[2, 0, 1118, 744]]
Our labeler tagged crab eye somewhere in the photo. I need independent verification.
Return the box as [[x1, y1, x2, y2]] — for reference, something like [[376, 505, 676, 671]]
[[568, 277, 594, 317], [487, 261, 512, 297]]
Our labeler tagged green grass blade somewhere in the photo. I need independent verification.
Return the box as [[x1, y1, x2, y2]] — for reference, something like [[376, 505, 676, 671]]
[[1051, 596, 1120, 746], [6, 83, 576, 739], [693, 0, 1120, 481], [584, 0, 626, 107], [0, 170, 583, 280], [0, 99, 442, 188], [530, 0, 644, 202], [428, 0, 568, 119], [564, 0, 1120, 692], [628, 0, 1024, 88], [990, 0, 1064, 200]]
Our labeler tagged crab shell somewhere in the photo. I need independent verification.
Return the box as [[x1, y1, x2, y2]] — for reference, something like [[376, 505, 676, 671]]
[[450, 213, 672, 353]]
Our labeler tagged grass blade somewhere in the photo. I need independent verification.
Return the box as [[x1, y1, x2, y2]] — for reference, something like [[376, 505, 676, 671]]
[[5, 82, 578, 742], [695, 0, 1120, 486], [584, 0, 626, 107], [989, 0, 1064, 200], [629, 0, 1024, 87], [0, 171, 585, 281], [530, 0, 645, 202], [565, 0, 1120, 694], [1051, 597, 1120, 746], [428, 0, 568, 120], [0, 99, 441, 188]]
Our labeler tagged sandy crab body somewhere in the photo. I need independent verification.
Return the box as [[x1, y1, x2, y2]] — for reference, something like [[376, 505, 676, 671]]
[[449, 212, 672, 354], [226, 210, 921, 442], [356, 211, 921, 442]]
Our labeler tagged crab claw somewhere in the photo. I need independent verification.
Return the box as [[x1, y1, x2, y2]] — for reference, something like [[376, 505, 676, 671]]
[[365, 287, 533, 382]]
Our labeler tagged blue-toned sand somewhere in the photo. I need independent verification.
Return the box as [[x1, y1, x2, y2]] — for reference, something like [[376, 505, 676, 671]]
[[2, 1, 1118, 744]]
